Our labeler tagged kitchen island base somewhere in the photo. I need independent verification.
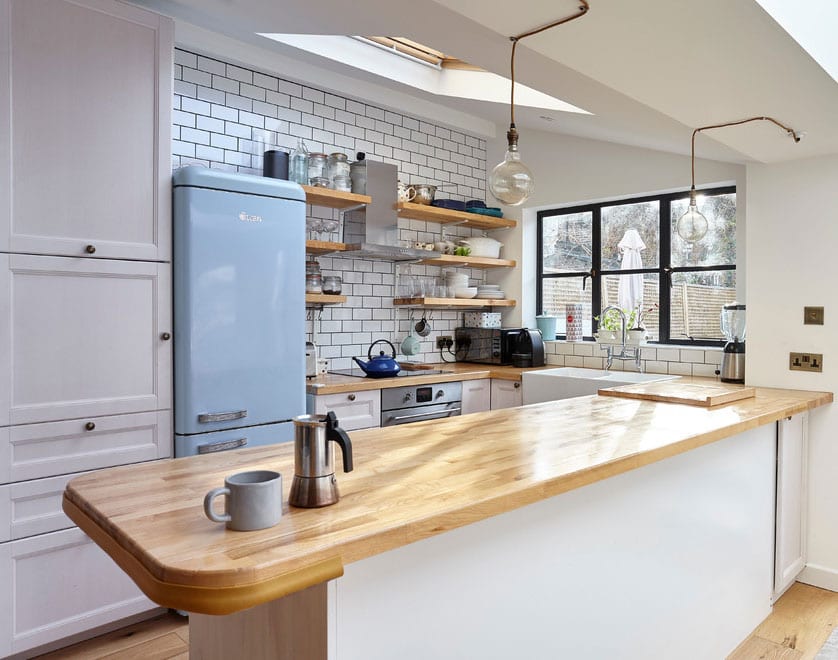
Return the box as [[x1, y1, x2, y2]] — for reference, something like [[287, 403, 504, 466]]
[[327, 424, 775, 659]]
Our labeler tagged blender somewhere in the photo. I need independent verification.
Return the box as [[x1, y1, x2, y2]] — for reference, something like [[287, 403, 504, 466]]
[[720, 303, 746, 383]]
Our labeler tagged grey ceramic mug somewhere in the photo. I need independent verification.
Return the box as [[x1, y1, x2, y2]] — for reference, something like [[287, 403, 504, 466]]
[[203, 470, 283, 531]]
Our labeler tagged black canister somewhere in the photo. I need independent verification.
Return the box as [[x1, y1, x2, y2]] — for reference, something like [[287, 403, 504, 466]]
[[263, 149, 289, 180]]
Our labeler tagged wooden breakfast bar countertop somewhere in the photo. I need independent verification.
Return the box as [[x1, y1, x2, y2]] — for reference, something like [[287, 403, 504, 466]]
[[63, 383, 831, 621]]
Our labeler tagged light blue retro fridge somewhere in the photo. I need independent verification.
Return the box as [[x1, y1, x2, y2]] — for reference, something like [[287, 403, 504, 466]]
[[172, 167, 306, 457]]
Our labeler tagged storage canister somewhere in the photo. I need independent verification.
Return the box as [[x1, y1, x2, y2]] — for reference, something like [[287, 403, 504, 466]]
[[535, 315, 558, 341], [307, 153, 328, 184], [565, 303, 584, 342], [327, 153, 350, 182]]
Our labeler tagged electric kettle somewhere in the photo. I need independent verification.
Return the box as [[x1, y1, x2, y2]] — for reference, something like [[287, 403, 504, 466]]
[[289, 411, 353, 508]]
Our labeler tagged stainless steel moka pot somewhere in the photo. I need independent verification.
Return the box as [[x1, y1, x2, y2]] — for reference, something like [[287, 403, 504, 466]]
[[290, 412, 353, 508]]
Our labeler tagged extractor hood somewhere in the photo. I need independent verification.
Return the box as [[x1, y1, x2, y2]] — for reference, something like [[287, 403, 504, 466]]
[[341, 160, 440, 261]]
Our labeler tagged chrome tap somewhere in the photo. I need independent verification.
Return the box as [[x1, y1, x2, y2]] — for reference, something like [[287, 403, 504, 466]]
[[598, 305, 644, 372]]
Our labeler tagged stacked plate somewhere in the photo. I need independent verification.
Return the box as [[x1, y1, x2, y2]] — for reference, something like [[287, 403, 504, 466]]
[[476, 284, 505, 300], [444, 271, 469, 295]]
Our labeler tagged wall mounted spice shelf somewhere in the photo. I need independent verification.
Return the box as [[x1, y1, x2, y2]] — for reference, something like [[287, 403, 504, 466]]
[[396, 202, 517, 230], [393, 297, 516, 308], [302, 186, 371, 209], [306, 293, 347, 305]]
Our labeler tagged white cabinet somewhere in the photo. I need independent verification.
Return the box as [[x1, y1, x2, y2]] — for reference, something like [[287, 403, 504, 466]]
[[0, 527, 156, 657], [0, 0, 173, 261], [491, 379, 523, 410], [462, 378, 491, 415], [774, 412, 808, 599], [0, 254, 172, 426], [311, 390, 381, 430]]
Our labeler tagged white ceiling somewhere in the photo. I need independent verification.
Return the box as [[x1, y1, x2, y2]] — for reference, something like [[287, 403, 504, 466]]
[[134, 0, 838, 164]]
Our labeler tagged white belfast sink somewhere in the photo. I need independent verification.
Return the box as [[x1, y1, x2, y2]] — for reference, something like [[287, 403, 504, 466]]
[[522, 367, 680, 405]]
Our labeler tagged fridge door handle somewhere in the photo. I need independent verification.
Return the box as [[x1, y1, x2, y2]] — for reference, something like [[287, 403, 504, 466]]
[[197, 437, 248, 454], [197, 409, 248, 423]]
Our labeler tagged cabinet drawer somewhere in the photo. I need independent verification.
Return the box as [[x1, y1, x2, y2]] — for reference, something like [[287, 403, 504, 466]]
[[0, 410, 172, 484], [0, 527, 157, 657], [0, 254, 172, 426], [0, 472, 86, 542], [313, 390, 381, 430], [462, 378, 491, 415]]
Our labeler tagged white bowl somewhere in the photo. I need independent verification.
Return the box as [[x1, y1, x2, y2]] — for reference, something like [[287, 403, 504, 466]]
[[455, 287, 478, 299]]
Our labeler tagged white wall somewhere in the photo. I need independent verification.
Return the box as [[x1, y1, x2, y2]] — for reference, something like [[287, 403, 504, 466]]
[[746, 155, 838, 590], [485, 129, 747, 327]]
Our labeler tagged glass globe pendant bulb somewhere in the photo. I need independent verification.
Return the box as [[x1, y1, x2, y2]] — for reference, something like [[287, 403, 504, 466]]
[[676, 192, 709, 243], [489, 126, 534, 206]]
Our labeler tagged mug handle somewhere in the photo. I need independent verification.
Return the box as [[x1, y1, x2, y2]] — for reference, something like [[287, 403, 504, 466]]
[[204, 487, 232, 523], [406, 186, 416, 202]]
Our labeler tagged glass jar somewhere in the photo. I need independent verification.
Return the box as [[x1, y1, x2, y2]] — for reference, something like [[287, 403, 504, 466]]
[[322, 275, 342, 295], [305, 274, 322, 294], [307, 153, 328, 184], [306, 259, 321, 275], [332, 175, 351, 192], [327, 153, 350, 183]]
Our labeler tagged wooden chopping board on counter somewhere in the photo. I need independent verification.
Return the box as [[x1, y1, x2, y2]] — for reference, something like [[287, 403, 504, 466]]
[[598, 381, 756, 407]]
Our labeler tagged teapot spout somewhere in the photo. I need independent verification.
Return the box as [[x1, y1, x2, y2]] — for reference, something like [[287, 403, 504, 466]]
[[352, 356, 370, 373]]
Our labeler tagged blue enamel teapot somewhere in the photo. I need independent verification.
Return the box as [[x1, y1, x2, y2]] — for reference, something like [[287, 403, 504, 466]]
[[353, 339, 401, 378]]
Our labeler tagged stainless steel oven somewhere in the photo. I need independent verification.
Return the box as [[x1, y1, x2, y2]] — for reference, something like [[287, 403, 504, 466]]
[[381, 382, 462, 426]]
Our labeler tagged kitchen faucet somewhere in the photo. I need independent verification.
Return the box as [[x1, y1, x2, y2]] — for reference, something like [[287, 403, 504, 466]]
[[598, 305, 644, 372]]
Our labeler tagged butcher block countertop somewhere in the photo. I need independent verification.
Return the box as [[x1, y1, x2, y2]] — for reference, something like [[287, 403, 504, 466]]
[[63, 384, 831, 616], [306, 362, 545, 395]]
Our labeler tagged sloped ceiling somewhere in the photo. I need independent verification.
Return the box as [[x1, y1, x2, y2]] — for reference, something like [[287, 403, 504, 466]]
[[133, 0, 838, 163]]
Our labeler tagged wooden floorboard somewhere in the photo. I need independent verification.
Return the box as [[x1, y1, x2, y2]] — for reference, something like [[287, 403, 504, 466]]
[[34, 581, 838, 659]]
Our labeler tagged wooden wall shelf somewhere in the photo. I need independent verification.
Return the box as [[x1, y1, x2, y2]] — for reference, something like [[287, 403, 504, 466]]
[[306, 293, 347, 305], [306, 240, 347, 255], [418, 254, 516, 269], [302, 186, 370, 209], [393, 297, 516, 308], [396, 202, 517, 230]]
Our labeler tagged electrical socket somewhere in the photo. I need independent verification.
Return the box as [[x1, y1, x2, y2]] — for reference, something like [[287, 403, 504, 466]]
[[436, 335, 453, 349], [789, 352, 823, 372]]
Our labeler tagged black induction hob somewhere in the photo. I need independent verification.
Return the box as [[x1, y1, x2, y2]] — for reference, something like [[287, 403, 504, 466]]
[[329, 368, 448, 379]]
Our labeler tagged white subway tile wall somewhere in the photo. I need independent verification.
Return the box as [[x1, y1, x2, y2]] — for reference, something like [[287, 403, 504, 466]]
[[172, 49, 491, 369], [544, 342, 724, 377]]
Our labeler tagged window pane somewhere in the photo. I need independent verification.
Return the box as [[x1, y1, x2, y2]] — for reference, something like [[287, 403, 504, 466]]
[[541, 277, 593, 337], [670, 270, 737, 340], [600, 273, 660, 341], [671, 193, 736, 267], [601, 201, 659, 270], [541, 212, 593, 273]]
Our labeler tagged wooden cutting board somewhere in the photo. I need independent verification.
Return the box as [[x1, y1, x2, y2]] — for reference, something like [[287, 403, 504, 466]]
[[598, 381, 757, 407]]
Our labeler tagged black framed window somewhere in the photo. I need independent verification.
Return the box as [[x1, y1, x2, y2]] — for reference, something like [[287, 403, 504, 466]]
[[537, 186, 736, 345]]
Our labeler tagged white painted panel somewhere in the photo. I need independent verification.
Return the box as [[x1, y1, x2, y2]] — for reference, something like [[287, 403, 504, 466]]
[[490, 378, 522, 409], [775, 412, 808, 598], [5, 255, 170, 424], [6, 0, 172, 261], [0, 410, 171, 484], [0, 527, 155, 656], [314, 390, 381, 430], [0, 1, 9, 254], [461, 378, 490, 415], [0, 472, 88, 542], [332, 426, 776, 660], [0, 254, 9, 427]]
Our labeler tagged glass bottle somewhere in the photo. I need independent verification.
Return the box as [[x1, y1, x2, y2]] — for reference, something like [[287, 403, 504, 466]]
[[289, 139, 309, 186]]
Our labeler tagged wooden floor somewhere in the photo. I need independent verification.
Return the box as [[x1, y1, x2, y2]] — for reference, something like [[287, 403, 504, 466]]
[[34, 581, 838, 659]]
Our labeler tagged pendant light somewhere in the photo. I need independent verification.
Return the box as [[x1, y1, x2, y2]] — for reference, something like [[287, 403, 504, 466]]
[[489, 1, 590, 207], [678, 116, 802, 243]]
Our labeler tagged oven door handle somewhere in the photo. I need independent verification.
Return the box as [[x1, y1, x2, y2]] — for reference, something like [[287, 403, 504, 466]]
[[388, 407, 462, 423]]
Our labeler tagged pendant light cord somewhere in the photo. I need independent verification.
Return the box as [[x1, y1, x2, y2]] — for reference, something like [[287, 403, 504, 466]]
[[689, 116, 801, 193], [508, 1, 590, 128]]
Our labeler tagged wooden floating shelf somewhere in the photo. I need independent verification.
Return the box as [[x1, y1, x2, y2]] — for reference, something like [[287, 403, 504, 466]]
[[302, 186, 371, 210], [305, 293, 347, 305], [418, 254, 516, 269], [393, 297, 516, 308], [306, 240, 347, 255], [396, 202, 517, 230]]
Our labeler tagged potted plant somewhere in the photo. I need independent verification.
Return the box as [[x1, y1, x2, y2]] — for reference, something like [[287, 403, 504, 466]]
[[594, 308, 626, 342], [627, 304, 658, 344]]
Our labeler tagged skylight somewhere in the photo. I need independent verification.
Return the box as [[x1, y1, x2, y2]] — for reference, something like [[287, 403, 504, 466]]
[[258, 34, 589, 115]]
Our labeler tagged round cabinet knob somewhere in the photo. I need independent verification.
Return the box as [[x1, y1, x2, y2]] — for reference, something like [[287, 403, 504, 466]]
[[348, 394, 356, 401], [514, 382, 521, 389], [403, 393, 412, 402], [84, 421, 96, 431], [85, 244, 96, 254], [160, 332, 171, 341], [435, 390, 444, 399]]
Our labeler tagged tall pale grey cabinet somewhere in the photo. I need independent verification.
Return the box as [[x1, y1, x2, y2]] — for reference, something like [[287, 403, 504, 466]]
[[0, 0, 173, 655]]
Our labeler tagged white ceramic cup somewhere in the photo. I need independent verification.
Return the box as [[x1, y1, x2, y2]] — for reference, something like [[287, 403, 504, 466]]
[[204, 470, 282, 531]]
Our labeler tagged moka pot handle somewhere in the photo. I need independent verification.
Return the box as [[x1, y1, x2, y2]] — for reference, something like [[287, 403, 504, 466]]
[[326, 411, 353, 472]]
